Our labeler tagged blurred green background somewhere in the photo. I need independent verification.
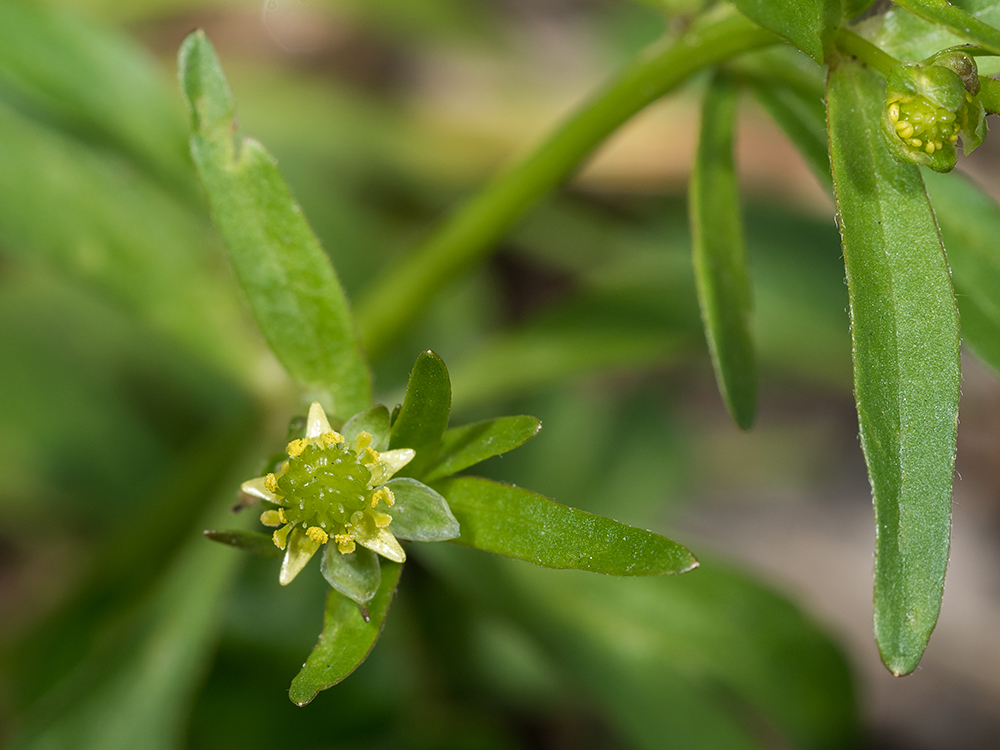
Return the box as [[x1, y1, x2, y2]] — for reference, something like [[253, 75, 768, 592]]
[[2, 0, 1000, 748]]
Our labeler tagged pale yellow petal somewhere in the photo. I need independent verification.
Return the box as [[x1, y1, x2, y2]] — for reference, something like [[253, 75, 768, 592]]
[[241, 477, 282, 503], [279, 529, 323, 585], [354, 526, 406, 563], [376, 449, 415, 482], [305, 401, 333, 439]]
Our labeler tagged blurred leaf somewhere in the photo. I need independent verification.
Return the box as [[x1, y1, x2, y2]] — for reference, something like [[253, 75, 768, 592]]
[[389, 351, 451, 477], [844, 0, 879, 16], [858, 1, 1000, 76], [422, 415, 542, 483], [731, 0, 840, 63], [435, 477, 698, 576], [204, 530, 283, 558], [178, 31, 371, 418], [889, 0, 1000, 54], [289, 561, 402, 705], [0, 100, 254, 379], [924, 170, 1000, 374], [690, 73, 757, 429], [7, 480, 254, 750], [827, 59, 959, 675], [0, 2, 192, 193], [418, 544, 857, 750]]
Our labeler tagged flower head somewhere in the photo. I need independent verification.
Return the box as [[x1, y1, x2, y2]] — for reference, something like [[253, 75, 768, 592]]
[[882, 52, 986, 172], [239, 402, 459, 602]]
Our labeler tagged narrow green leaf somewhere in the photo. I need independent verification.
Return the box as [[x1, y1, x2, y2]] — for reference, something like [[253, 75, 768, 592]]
[[204, 529, 283, 558], [690, 73, 757, 429], [890, 0, 1000, 54], [342, 404, 391, 451], [827, 58, 960, 675], [422, 415, 542, 483], [923, 170, 1000, 374], [731, 0, 840, 63], [289, 561, 402, 705], [384, 477, 460, 541], [178, 31, 371, 419], [435, 476, 698, 576], [388, 351, 451, 475], [321, 544, 382, 605]]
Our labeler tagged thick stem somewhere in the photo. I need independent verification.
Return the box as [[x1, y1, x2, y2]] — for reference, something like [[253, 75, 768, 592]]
[[357, 8, 777, 358], [833, 29, 899, 77]]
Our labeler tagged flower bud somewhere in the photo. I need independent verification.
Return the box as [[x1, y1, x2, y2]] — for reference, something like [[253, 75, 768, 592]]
[[882, 54, 987, 173]]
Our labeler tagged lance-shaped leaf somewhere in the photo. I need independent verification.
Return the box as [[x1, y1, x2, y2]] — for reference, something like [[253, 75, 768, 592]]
[[690, 73, 757, 429], [389, 350, 451, 476], [435, 477, 698, 576], [827, 58, 960, 675], [731, 0, 840, 63], [289, 561, 402, 705], [889, 0, 1000, 55], [422, 415, 542, 483], [923, 170, 1000, 375], [178, 31, 371, 419]]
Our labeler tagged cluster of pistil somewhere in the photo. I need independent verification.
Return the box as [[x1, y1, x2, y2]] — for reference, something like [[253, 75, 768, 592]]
[[258, 428, 397, 556], [886, 92, 967, 155]]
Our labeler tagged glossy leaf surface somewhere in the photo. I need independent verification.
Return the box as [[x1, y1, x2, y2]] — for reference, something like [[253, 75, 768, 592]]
[[384, 477, 460, 540], [422, 415, 542, 483], [827, 59, 959, 675], [388, 351, 451, 475], [731, 0, 840, 62], [690, 73, 757, 429], [289, 561, 402, 705], [178, 31, 371, 418], [436, 476, 698, 576]]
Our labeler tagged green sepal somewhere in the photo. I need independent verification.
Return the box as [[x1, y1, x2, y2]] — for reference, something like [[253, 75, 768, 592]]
[[289, 561, 402, 705], [203, 529, 283, 558], [384, 477, 460, 541], [421, 415, 543, 483], [321, 543, 382, 604], [342, 405, 391, 451]]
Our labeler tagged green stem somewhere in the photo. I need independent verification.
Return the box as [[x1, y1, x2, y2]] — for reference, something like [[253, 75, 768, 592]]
[[833, 28, 899, 77], [357, 8, 777, 358]]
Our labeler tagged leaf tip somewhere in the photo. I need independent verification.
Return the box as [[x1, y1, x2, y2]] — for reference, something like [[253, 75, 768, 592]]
[[177, 28, 234, 133]]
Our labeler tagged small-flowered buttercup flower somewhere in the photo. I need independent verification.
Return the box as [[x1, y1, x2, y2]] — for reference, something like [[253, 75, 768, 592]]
[[240, 402, 459, 604]]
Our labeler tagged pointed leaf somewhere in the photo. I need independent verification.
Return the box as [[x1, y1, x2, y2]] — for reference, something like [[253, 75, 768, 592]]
[[289, 561, 402, 705], [178, 31, 371, 419], [690, 73, 757, 429], [342, 405, 391, 451], [388, 351, 451, 476], [422, 415, 543, 483], [827, 58, 959, 675], [731, 0, 840, 63], [321, 544, 382, 604], [923, 170, 1000, 375], [384, 477, 460, 541], [204, 529, 282, 558], [889, 0, 1000, 55], [435, 477, 698, 576]]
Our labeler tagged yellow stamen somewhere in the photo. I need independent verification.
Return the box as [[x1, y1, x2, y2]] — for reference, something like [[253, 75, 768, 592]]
[[306, 526, 329, 544], [383, 487, 395, 507], [286, 439, 308, 458], [321, 431, 343, 445], [260, 510, 282, 527], [264, 473, 278, 493], [909, 139, 922, 147], [926, 141, 936, 154], [273, 524, 292, 549], [278, 508, 287, 523], [888, 102, 899, 122], [335, 534, 356, 554], [362, 446, 379, 465], [374, 512, 392, 528], [355, 432, 373, 452]]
